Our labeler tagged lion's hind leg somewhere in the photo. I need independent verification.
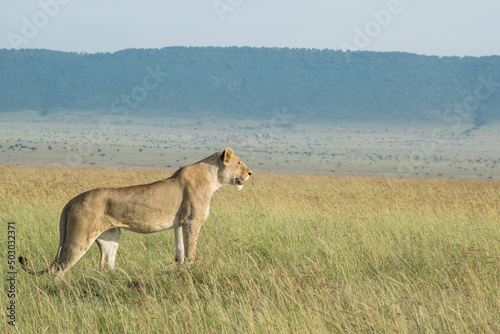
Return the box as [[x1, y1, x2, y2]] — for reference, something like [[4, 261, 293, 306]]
[[96, 228, 121, 269], [56, 235, 99, 276]]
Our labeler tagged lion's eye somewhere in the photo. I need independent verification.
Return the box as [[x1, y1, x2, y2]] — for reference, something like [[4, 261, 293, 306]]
[[238, 162, 242, 165]]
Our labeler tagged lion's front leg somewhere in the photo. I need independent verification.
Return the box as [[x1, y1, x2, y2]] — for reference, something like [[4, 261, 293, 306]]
[[174, 226, 185, 264], [182, 220, 204, 263], [96, 228, 121, 269]]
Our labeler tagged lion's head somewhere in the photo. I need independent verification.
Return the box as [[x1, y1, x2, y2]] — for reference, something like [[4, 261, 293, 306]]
[[218, 147, 252, 190]]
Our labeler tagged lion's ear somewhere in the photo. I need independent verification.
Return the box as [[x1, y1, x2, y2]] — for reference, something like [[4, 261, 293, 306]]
[[222, 147, 234, 165]]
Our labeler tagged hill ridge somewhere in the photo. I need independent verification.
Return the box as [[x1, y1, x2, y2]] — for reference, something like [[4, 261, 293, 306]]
[[1, 47, 499, 125]]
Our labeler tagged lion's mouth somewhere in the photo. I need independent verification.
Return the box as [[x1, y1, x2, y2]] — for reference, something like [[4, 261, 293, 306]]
[[235, 178, 244, 186]]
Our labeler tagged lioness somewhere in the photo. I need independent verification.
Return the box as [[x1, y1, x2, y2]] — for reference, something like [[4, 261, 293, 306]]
[[19, 148, 252, 276]]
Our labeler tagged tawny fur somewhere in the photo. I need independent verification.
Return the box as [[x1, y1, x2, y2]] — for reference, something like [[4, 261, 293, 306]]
[[19, 148, 252, 276]]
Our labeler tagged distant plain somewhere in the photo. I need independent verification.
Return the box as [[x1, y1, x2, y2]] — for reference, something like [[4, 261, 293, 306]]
[[1, 110, 499, 180]]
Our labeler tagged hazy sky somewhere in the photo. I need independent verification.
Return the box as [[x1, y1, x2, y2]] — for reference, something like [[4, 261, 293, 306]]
[[1, 0, 499, 56]]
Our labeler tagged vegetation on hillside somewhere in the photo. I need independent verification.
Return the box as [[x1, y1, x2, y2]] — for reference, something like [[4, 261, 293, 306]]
[[1, 47, 499, 124]]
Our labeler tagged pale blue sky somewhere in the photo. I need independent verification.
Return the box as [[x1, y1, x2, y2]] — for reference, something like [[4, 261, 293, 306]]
[[1, 0, 499, 56]]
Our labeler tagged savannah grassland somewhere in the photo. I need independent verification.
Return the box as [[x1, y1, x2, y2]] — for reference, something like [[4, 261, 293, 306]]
[[1, 166, 499, 333]]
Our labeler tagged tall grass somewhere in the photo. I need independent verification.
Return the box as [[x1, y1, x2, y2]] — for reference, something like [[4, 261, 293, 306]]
[[1, 166, 499, 333]]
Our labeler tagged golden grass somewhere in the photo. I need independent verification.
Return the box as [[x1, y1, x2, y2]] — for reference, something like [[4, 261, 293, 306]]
[[1, 166, 499, 333]]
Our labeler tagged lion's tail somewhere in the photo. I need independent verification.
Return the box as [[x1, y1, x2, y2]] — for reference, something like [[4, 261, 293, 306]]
[[18, 203, 69, 276]]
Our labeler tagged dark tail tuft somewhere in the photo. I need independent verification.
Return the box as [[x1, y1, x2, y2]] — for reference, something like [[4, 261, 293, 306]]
[[18, 256, 51, 276], [19, 256, 27, 266]]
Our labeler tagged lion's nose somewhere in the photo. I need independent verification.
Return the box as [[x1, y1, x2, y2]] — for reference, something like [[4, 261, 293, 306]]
[[248, 172, 252, 176]]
